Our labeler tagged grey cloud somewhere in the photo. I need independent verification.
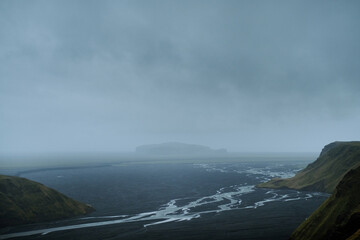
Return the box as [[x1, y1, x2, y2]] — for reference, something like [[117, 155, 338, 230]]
[[1, 0, 359, 153]]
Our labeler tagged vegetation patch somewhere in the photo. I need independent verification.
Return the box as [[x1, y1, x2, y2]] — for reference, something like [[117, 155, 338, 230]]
[[257, 141, 360, 193], [0, 175, 94, 227]]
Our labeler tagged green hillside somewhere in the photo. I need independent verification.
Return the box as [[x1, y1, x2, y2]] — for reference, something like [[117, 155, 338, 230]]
[[257, 141, 360, 193], [0, 175, 94, 227], [290, 165, 360, 240]]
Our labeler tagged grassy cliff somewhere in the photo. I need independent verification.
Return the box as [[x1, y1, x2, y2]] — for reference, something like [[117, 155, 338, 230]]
[[289, 165, 360, 240], [257, 141, 360, 193], [0, 175, 94, 227]]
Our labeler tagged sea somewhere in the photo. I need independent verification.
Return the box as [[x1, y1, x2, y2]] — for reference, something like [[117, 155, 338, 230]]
[[0, 155, 329, 240]]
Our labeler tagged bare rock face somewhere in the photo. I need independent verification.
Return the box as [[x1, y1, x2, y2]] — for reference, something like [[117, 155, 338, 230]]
[[0, 175, 94, 227]]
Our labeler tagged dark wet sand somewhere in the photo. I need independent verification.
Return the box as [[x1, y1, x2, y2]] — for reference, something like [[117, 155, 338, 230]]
[[12, 197, 324, 240], [1, 162, 326, 240]]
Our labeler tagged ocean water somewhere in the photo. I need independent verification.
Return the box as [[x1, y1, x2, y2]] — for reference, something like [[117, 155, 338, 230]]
[[0, 160, 329, 240]]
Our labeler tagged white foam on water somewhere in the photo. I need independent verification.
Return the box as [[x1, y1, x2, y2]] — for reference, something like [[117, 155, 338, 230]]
[[194, 163, 300, 181], [284, 197, 301, 202], [79, 215, 129, 220], [0, 185, 256, 239], [0, 164, 325, 239], [0, 188, 316, 239]]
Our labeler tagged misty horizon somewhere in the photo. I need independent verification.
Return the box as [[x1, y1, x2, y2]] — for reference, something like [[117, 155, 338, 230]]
[[1, 0, 359, 155]]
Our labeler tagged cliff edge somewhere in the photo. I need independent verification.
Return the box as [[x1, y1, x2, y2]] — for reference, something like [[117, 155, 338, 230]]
[[257, 141, 360, 193]]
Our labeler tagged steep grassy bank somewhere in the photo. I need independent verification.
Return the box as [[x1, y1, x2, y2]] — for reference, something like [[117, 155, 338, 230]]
[[290, 165, 360, 240], [257, 141, 360, 193], [0, 175, 94, 227]]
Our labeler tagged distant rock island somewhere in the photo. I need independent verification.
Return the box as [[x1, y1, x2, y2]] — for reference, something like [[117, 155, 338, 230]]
[[257, 141, 360, 193], [135, 142, 227, 157], [0, 175, 94, 227], [258, 141, 360, 240]]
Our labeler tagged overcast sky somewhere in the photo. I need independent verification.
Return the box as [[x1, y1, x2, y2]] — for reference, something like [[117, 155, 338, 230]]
[[1, 0, 359, 153]]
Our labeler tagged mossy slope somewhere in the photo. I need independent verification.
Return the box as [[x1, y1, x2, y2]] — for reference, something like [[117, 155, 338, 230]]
[[257, 141, 360, 193], [0, 175, 94, 227], [290, 165, 360, 240]]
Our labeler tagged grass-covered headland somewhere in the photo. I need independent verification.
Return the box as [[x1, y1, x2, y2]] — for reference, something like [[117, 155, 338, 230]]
[[0, 175, 94, 227]]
